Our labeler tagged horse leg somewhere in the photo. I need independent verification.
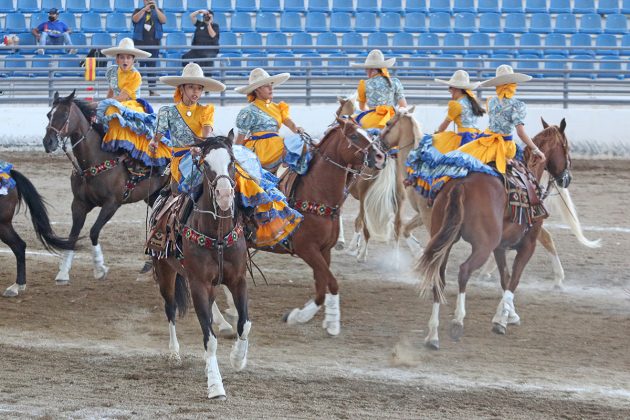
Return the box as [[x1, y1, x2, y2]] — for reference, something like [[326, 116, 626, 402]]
[[425, 256, 448, 350], [347, 212, 362, 256], [155, 259, 181, 363], [476, 255, 497, 282], [56, 198, 90, 284], [402, 214, 423, 255], [335, 216, 345, 250], [0, 223, 27, 297], [229, 278, 251, 371], [538, 226, 565, 290], [320, 248, 341, 336], [393, 207, 402, 269], [357, 211, 370, 263], [89, 202, 121, 280], [212, 301, 235, 339]]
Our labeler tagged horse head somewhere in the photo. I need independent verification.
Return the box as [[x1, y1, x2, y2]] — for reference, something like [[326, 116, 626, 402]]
[[534, 118, 572, 188], [43, 90, 82, 153], [198, 130, 236, 213], [333, 117, 386, 170], [379, 106, 420, 152]]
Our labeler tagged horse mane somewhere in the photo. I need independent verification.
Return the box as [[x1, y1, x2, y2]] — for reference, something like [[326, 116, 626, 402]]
[[72, 98, 106, 138], [401, 110, 423, 147]]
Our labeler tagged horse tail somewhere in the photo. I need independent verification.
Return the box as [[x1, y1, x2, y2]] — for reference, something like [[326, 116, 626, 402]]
[[174, 273, 191, 317], [363, 159, 398, 241], [10, 169, 74, 252], [547, 186, 601, 248], [415, 183, 465, 303]]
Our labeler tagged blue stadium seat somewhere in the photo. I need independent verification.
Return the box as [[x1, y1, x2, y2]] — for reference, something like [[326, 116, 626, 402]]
[[469, 33, 491, 55], [519, 33, 543, 57], [212, 0, 233, 13], [622, 0, 630, 13], [463, 54, 484, 75], [70, 32, 88, 54], [256, 13, 279, 32], [188, 0, 208, 12], [543, 54, 567, 75], [115, 32, 133, 44], [59, 12, 78, 31], [301, 53, 324, 75], [114, 0, 135, 13], [273, 53, 296, 71], [501, 0, 524, 13], [309, 0, 331, 13], [4, 54, 28, 77], [515, 54, 541, 77], [367, 32, 389, 50], [247, 52, 269, 69], [443, 33, 466, 54], [106, 13, 129, 33], [555, 14, 577, 34], [598, 0, 620, 14], [220, 32, 240, 54], [231, 12, 254, 32], [165, 32, 188, 53], [330, 12, 353, 32], [292, 32, 315, 54], [357, 0, 379, 13], [418, 32, 441, 54], [605, 14, 628, 35], [429, 12, 452, 33], [434, 54, 458, 77], [42, 0, 63, 11], [327, 52, 350, 76], [333, 0, 355, 13], [355, 12, 378, 33], [598, 56, 623, 79], [494, 33, 517, 55], [162, 0, 186, 13], [525, 0, 547, 13], [17, 32, 36, 54], [91, 32, 113, 47], [392, 32, 415, 54], [305, 12, 328, 32], [241, 32, 263, 54], [30, 13, 48, 31], [504, 13, 527, 34], [407, 0, 428, 13], [16, 0, 38, 13], [549, 0, 571, 13], [217, 53, 243, 76], [4, 13, 27, 33], [214, 14, 229, 31], [478, 0, 499, 13], [573, 0, 595, 14], [595, 34, 618, 56], [380, 13, 402, 33], [479, 13, 501, 33], [90, 0, 113, 13], [284, 0, 306, 12], [261, 0, 282, 12], [570, 55, 595, 79], [266, 33, 289, 53], [579, 14, 603, 34], [405, 54, 432, 77], [280, 12, 303, 33], [81, 13, 104, 33], [429, 0, 451, 13], [381, 0, 404, 14], [181, 15, 197, 33], [236, 0, 257, 12], [453, 0, 476, 13], [316, 32, 339, 53], [545, 33, 569, 56], [342, 32, 364, 53], [31, 54, 53, 78], [57, 54, 82, 77], [570, 33, 593, 56], [453, 13, 476, 33], [488, 54, 512, 70], [162, 13, 179, 33], [404, 13, 427, 33], [0, 0, 15, 13], [621, 33, 630, 56], [529, 14, 552, 34]]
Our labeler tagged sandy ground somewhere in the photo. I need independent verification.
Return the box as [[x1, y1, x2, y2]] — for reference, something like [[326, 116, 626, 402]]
[[0, 152, 629, 419]]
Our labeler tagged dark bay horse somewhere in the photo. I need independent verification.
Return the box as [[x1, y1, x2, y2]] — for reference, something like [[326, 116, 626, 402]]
[[152, 134, 249, 400], [416, 119, 572, 349], [1, 169, 74, 297], [42, 91, 168, 284]]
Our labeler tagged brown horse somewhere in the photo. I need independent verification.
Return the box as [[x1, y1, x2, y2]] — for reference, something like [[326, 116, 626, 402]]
[[416, 119, 572, 349], [1, 169, 74, 297], [42, 91, 168, 285], [152, 134, 249, 400]]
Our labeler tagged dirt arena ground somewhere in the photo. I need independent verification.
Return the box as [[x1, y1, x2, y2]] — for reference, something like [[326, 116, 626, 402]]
[[1, 151, 629, 419]]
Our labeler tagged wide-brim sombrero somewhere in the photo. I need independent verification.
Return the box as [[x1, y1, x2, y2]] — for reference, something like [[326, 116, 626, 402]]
[[234, 68, 290, 94], [160, 63, 226, 92], [101, 37, 151, 59]]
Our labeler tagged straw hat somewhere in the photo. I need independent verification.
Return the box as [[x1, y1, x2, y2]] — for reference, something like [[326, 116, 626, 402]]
[[480, 65, 532, 87], [159, 63, 226, 92], [350, 49, 396, 68], [434, 70, 480, 90], [234, 68, 290, 95], [101, 37, 151, 59]]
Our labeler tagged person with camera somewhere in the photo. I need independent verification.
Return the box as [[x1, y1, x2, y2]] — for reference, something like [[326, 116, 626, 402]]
[[182, 10, 220, 73], [132, 0, 166, 96]]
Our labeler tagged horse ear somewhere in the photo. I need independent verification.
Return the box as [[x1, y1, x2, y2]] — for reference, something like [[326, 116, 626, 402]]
[[337, 96, 345, 103], [53, 91, 59, 103], [541, 117, 549, 129], [407, 105, 416, 114], [559, 118, 566, 133], [226, 129, 234, 145]]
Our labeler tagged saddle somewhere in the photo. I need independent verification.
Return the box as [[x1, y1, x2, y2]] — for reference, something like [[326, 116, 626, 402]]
[[145, 191, 190, 259], [504, 160, 548, 226], [277, 167, 301, 202], [122, 158, 152, 201]]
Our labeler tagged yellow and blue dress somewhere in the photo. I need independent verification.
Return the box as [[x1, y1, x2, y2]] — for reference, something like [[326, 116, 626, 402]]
[[0, 159, 16, 196], [97, 65, 171, 167], [355, 70, 405, 129]]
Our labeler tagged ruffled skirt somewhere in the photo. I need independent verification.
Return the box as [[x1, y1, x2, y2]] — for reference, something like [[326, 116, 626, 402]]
[[0, 160, 16, 195], [243, 131, 285, 171]]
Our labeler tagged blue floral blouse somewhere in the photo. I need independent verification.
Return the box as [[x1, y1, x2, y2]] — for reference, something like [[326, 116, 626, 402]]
[[361, 76, 405, 107], [487, 96, 527, 135], [106, 65, 141, 98], [155, 105, 197, 148], [236, 104, 281, 136]]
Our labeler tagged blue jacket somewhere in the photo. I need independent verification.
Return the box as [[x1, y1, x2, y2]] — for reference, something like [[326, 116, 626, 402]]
[[132, 9, 163, 41]]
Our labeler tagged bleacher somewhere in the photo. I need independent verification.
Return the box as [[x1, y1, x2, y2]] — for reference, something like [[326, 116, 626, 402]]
[[0, 0, 629, 79]]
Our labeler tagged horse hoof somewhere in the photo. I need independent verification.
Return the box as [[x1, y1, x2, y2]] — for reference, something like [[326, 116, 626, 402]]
[[424, 339, 440, 350], [323, 320, 340, 336], [55, 279, 70, 286], [94, 266, 109, 281], [167, 353, 182, 366], [334, 241, 345, 251], [208, 394, 227, 401], [217, 325, 236, 339], [492, 323, 507, 335], [449, 321, 464, 341], [138, 260, 153, 274], [2, 289, 18, 298], [283, 308, 299, 324], [553, 284, 564, 292]]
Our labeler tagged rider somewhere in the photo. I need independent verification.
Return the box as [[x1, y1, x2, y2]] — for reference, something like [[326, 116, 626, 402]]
[[148, 63, 301, 247], [233, 68, 305, 173], [0, 159, 16, 196], [97, 38, 170, 170], [350, 49, 408, 130]]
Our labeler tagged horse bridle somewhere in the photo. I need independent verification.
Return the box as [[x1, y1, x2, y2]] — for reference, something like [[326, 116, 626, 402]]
[[47, 103, 94, 175], [193, 148, 237, 220]]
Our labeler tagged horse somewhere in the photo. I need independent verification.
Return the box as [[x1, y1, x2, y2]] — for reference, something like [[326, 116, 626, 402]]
[[415, 119, 572, 349], [1, 169, 74, 297], [42, 90, 169, 284], [152, 133, 249, 400]]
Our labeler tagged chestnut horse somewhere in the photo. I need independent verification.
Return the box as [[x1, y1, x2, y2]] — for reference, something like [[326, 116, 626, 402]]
[[1, 169, 73, 297], [416, 119, 572, 349], [152, 134, 249, 400], [42, 91, 168, 284]]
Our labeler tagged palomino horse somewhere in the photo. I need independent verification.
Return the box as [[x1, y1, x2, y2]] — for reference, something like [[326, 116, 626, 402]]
[[416, 119, 572, 350], [42, 91, 168, 284], [152, 134, 249, 400], [1, 169, 74, 297]]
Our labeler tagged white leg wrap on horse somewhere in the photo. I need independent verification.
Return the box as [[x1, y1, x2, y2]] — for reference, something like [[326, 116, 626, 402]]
[[493, 290, 518, 327], [405, 235, 422, 255], [454, 293, 466, 325], [348, 232, 361, 254], [168, 321, 180, 361], [2, 282, 25, 297], [550, 253, 565, 288], [230, 320, 251, 371], [357, 240, 368, 262], [286, 300, 321, 325], [222, 285, 238, 319], [55, 250, 74, 283], [322, 293, 341, 336], [92, 244, 109, 280], [205, 335, 226, 399], [336, 218, 345, 249], [425, 302, 440, 347]]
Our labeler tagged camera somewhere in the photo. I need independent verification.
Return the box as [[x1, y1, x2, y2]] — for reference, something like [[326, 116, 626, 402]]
[[150, 4, 155, 9], [204, 11, 212, 21]]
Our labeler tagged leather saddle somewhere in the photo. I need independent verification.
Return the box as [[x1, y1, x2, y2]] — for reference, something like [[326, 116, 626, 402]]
[[145, 192, 190, 257], [503, 160, 548, 225]]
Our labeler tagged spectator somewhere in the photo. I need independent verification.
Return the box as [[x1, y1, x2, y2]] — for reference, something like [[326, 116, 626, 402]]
[[2, 34, 20, 53], [32, 8, 74, 55], [131, 0, 166, 96], [182, 10, 220, 72]]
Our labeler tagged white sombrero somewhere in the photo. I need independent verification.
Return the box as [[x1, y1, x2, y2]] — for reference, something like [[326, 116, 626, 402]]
[[234, 68, 290, 95], [434, 70, 480, 90], [159, 63, 226, 92], [101, 37, 151, 59], [350, 49, 396, 68], [480, 65, 532, 87]]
